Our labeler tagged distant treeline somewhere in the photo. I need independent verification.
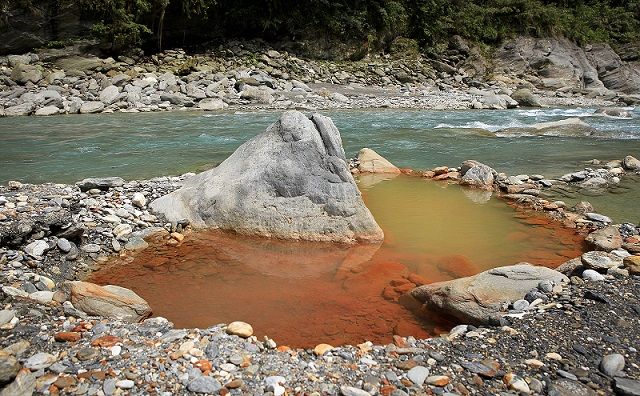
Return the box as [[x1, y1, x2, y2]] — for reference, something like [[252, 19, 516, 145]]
[[4, 0, 640, 53]]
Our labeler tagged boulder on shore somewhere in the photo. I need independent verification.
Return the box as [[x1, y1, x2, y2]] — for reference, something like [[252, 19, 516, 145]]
[[150, 111, 383, 243], [59, 281, 152, 322], [411, 264, 568, 325], [357, 148, 401, 174]]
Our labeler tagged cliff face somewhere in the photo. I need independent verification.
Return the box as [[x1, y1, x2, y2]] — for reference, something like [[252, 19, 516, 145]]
[[492, 37, 640, 94], [0, 1, 91, 55]]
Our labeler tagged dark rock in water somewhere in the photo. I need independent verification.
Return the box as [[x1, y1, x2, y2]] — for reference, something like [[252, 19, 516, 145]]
[[595, 108, 633, 118], [411, 263, 567, 325], [76, 177, 125, 192], [150, 111, 383, 244]]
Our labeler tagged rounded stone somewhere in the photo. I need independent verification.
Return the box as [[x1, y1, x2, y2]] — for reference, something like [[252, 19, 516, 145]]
[[226, 321, 253, 338], [600, 353, 625, 376]]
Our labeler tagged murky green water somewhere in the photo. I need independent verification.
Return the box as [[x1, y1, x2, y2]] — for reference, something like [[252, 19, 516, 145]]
[[1, 107, 639, 221]]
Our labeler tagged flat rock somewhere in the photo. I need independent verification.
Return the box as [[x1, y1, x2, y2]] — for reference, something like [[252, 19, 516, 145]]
[[614, 377, 640, 396], [79, 101, 105, 114], [411, 263, 568, 324], [0, 369, 36, 396], [407, 366, 429, 385], [357, 148, 400, 174], [585, 226, 622, 251], [24, 352, 56, 370], [150, 111, 383, 243], [340, 386, 370, 396], [198, 98, 227, 110], [581, 251, 622, 271], [35, 105, 60, 116], [60, 281, 151, 322], [24, 240, 49, 257], [548, 378, 597, 396], [76, 177, 124, 191]]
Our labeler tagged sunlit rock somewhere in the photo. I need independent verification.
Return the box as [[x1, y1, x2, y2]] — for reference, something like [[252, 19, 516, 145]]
[[150, 111, 383, 244], [411, 263, 567, 325]]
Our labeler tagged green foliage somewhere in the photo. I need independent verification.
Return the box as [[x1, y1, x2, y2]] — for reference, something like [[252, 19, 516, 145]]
[[21, 0, 640, 53]]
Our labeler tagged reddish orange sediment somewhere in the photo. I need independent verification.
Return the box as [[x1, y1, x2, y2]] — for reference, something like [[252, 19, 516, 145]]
[[88, 177, 585, 348]]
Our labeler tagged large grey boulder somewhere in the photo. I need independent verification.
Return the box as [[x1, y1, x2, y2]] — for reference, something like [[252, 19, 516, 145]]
[[150, 111, 383, 243], [411, 264, 568, 325]]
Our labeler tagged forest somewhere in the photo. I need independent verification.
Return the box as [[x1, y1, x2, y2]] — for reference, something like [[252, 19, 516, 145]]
[[3, 0, 640, 53]]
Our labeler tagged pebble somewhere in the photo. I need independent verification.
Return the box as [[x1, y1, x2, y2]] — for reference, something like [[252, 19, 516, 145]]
[[504, 373, 530, 393], [600, 353, 625, 376], [582, 269, 605, 281], [81, 243, 101, 253], [116, 379, 135, 389], [340, 386, 371, 396], [407, 365, 429, 385], [426, 375, 450, 386], [132, 192, 147, 208], [56, 238, 72, 252], [314, 343, 334, 356], [187, 376, 222, 393], [226, 321, 253, 338], [546, 352, 563, 361], [512, 299, 530, 311], [24, 352, 57, 370], [0, 310, 16, 326]]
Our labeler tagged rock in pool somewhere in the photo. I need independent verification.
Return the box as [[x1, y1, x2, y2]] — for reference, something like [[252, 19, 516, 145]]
[[150, 111, 383, 243], [59, 281, 152, 322], [411, 263, 568, 325]]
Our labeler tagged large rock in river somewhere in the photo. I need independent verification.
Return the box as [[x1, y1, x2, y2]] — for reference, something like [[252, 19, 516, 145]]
[[496, 118, 595, 137], [411, 264, 568, 325], [150, 111, 383, 243]]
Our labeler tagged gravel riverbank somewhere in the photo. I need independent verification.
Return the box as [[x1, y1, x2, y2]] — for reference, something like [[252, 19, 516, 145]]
[[1, 154, 640, 395]]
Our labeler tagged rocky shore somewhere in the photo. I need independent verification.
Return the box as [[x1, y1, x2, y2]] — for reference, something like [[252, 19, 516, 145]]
[[2, 35, 640, 118], [1, 144, 640, 394]]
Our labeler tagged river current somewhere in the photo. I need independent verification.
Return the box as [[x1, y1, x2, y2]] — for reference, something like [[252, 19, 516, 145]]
[[1, 107, 639, 221]]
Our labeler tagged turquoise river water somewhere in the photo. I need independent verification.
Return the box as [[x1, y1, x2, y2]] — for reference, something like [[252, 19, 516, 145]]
[[1, 107, 639, 221]]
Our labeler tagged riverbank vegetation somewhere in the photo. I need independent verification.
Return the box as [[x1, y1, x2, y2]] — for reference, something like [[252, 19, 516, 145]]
[[2, 0, 640, 53]]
